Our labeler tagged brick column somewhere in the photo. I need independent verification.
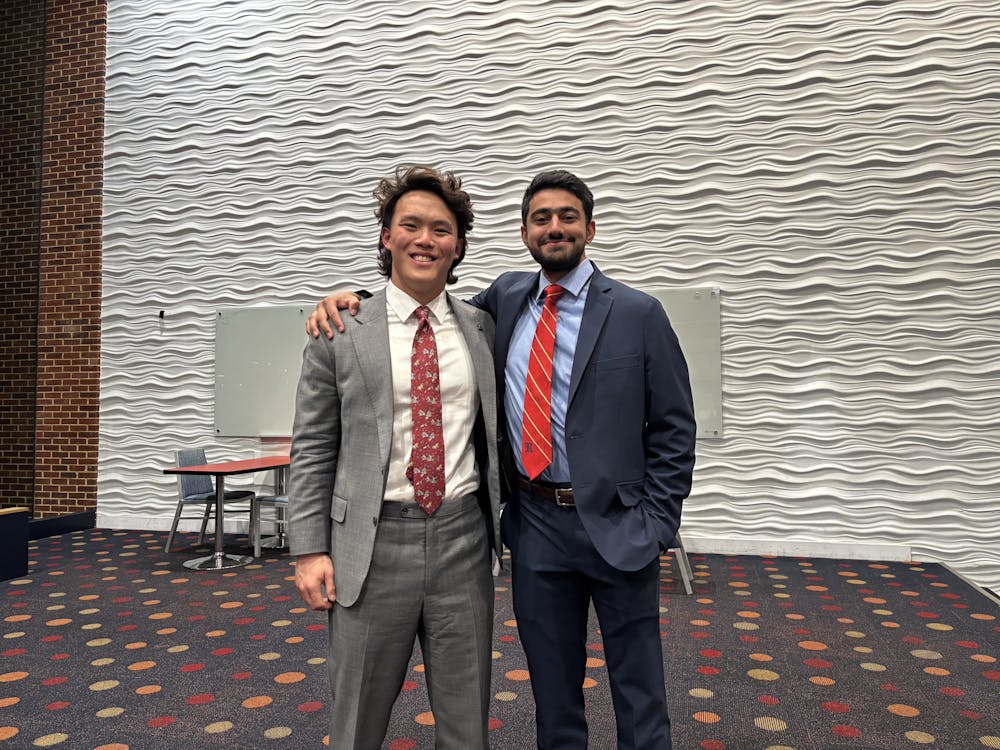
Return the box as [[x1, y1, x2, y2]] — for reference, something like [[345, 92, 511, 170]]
[[0, 1, 46, 510], [34, 0, 107, 517]]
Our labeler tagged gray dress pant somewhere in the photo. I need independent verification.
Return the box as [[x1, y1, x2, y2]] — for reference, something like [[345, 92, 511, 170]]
[[327, 494, 493, 749]]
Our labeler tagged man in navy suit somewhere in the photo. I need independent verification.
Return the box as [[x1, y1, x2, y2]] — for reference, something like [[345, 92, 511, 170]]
[[309, 170, 696, 749]]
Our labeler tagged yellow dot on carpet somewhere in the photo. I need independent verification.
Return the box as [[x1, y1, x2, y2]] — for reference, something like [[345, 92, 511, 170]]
[[491, 651, 501, 660], [264, 727, 292, 739], [748, 669, 779, 681], [32, 734, 69, 746], [89, 680, 120, 691], [888, 704, 920, 717], [204, 722, 233, 734], [495, 691, 517, 701], [734, 622, 760, 631], [270, 620, 292, 627], [927, 623, 953, 631], [764, 746, 794, 750], [94, 745, 129, 750], [2, 633, 24, 640], [911, 650, 942, 660], [166, 645, 187, 654], [904, 731, 935, 743], [259, 653, 280, 661], [91, 658, 114, 667], [415, 711, 435, 726], [845, 631, 866, 638], [96, 708, 124, 718], [980, 738, 1000, 749], [689, 688, 714, 698], [754, 716, 788, 731]]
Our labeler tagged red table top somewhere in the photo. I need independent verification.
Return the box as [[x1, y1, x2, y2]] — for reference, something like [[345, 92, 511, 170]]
[[163, 455, 289, 476]]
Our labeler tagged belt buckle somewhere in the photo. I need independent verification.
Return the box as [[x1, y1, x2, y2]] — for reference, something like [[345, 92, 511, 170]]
[[554, 488, 573, 507]]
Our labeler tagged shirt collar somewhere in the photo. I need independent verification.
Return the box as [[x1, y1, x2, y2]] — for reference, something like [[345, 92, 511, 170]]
[[385, 280, 449, 323], [535, 257, 595, 300]]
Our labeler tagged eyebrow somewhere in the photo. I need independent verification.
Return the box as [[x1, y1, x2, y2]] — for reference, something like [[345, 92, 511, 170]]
[[397, 213, 456, 230]]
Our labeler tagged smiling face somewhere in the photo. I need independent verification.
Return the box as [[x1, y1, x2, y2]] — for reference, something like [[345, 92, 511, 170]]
[[382, 190, 463, 304], [521, 188, 596, 282]]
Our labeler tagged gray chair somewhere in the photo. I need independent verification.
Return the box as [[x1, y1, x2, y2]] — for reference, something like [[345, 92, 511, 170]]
[[165, 448, 255, 553], [250, 494, 288, 558]]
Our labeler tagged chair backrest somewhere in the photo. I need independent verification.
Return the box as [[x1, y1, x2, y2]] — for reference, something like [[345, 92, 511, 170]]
[[175, 448, 213, 499]]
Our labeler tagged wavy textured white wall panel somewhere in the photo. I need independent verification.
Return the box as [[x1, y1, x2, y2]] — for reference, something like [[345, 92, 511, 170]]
[[102, 0, 1000, 588]]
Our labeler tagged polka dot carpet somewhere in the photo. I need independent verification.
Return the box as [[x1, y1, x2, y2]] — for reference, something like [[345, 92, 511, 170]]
[[1, 530, 998, 748]]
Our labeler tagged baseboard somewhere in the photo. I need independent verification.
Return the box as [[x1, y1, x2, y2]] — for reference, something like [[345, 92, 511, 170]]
[[28, 510, 96, 540], [97, 513, 254, 535], [681, 535, 912, 562]]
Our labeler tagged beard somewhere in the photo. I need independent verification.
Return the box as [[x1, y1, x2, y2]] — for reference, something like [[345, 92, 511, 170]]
[[528, 238, 586, 274]]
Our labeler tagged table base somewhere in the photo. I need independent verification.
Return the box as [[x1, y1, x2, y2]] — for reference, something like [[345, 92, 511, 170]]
[[183, 552, 253, 571]]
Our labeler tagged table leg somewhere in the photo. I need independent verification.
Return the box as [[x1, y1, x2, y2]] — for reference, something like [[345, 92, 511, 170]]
[[184, 474, 252, 570]]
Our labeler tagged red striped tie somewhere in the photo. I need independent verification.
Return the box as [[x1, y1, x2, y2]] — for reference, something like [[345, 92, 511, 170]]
[[521, 284, 564, 480], [408, 306, 445, 515]]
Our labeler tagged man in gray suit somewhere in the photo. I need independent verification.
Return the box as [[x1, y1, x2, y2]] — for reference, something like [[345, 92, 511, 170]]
[[288, 165, 502, 750]]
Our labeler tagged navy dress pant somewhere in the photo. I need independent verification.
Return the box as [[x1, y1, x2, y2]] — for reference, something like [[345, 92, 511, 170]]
[[504, 487, 672, 750]]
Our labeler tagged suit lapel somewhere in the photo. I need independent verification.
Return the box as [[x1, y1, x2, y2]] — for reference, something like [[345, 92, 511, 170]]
[[451, 294, 496, 425], [569, 270, 613, 407], [351, 290, 394, 467], [494, 274, 538, 393]]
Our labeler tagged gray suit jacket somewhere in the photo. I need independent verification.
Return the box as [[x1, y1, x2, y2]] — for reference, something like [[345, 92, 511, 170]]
[[288, 288, 502, 607]]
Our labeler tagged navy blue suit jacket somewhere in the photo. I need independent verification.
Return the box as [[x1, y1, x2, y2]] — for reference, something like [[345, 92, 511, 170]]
[[470, 267, 697, 572]]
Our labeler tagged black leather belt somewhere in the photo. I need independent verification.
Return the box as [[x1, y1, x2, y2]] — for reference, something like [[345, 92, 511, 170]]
[[518, 476, 575, 507]]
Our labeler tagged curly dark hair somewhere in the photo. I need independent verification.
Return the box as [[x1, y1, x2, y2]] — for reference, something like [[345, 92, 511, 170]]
[[374, 165, 474, 284], [520, 169, 595, 225]]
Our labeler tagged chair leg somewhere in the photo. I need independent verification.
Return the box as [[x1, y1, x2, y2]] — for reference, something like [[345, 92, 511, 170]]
[[673, 532, 694, 595], [251, 501, 261, 558], [164, 502, 185, 553], [198, 503, 213, 546]]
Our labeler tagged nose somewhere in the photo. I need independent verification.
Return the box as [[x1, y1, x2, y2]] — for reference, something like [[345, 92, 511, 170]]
[[544, 215, 563, 233], [414, 226, 434, 245]]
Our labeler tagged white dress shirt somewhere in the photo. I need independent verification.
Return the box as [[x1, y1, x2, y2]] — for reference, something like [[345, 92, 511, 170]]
[[383, 281, 480, 503]]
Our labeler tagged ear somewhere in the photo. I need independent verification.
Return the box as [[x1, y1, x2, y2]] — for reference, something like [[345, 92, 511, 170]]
[[455, 239, 465, 262], [380, 225, 392, 249], [521, 224, 528, 246], [586, 220, 596, 243]]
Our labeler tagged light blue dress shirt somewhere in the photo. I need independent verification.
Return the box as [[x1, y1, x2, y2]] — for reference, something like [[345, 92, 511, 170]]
[[505, 258, 595, 483]]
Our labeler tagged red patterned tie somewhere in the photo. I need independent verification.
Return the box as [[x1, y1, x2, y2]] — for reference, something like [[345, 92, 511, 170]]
[[408, 305, 445, 515], [521, 284, 564, 480]]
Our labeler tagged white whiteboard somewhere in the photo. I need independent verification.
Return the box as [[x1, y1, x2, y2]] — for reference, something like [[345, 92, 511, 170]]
[[214, 288, 723, 438]]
